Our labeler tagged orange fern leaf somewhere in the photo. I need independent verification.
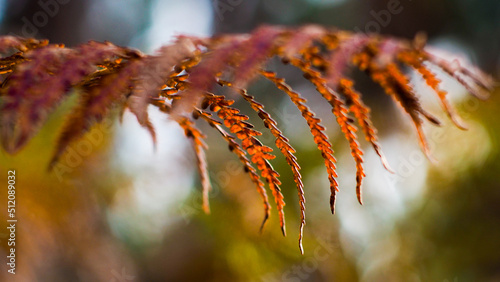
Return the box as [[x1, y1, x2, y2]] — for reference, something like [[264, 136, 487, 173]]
[[352, 43, 441, 158], [260, 70, 340, 214], [299, 49, 393, 173], [289, 57, 366, 205], [158, 66, 274, 231], [178, 117, 212, 214], [195, 108, 272, 231], [203, 92, 287, 236], [217, 78, 305, 254], [337, 78, 393, 172]]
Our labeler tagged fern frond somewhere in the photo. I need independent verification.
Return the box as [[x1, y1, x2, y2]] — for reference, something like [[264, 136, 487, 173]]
[[217, 78, 305, 253], [0, 26, 493, 254], [299, 49, 392, 173], [260, 70, 339, 215], [203, 92, 287, 236], [289, 57, 366, 205], [195, 108, 272, 231], [352, 44, 440, 158], [159, 67, 275, 231], [337, 78, 393, 172]]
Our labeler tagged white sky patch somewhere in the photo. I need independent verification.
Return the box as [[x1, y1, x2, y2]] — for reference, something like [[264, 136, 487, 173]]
[[84, 0, 146, 42], [109, 109, 196, 243], [144, 0, 213, 52]]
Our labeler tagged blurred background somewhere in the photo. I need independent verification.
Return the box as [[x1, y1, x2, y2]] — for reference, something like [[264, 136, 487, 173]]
[[0, 0, 499, 281]]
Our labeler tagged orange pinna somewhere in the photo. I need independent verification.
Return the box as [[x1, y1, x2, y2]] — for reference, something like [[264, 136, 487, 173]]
[[0, 25, 494, 254]]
